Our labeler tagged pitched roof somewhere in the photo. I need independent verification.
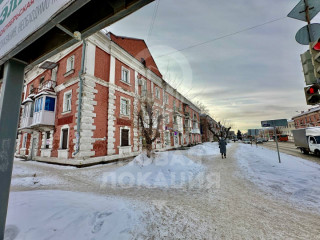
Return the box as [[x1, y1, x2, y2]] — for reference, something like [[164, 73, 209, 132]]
[[109, 32, 162, 78]]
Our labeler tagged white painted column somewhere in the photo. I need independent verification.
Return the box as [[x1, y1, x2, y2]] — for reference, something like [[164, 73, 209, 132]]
[[133, 71, 139, 152], [74, 77, 97, 158], [85, 42, 96, 76], [107, 55, 116, 155], [72, 42, 96, 159]]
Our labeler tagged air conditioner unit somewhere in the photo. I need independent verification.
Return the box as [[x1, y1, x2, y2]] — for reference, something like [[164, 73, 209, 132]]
[[138, 79, 143, 86]]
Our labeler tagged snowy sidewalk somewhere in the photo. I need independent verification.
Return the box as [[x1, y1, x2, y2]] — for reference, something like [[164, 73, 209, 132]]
[[237, 144, 320, 212], [6, 143, 320, 239]]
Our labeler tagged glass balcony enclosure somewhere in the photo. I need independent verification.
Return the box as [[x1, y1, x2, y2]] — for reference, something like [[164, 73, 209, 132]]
[[20, 98, 34, 129], [31, 92, 56, 127], [20, 79, 57, 129]]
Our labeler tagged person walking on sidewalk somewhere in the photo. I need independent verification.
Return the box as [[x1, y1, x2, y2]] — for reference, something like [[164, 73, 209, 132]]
[[219, 138, 227, 159]]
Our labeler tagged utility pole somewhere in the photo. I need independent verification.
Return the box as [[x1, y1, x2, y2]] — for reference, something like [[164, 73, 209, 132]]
[[273, 124, 281, 163], [0, 59, 26, 239]]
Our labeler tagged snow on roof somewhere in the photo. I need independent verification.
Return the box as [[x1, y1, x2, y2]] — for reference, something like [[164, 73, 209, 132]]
[[292, 106, 320, 119]]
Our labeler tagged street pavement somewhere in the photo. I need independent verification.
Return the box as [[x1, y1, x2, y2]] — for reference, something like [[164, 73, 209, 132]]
[[7, 143, 320, 239]]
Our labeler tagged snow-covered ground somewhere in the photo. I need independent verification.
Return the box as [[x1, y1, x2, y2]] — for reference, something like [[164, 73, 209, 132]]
[[187, 142, 231, 156], [103, 151, 205, 188], [10, 159, 73, 188], [237, 144, 320, 212], [6, 191, 146, 240]]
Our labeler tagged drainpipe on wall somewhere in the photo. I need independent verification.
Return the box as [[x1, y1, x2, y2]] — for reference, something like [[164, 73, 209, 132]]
[[73, 39, 86, 156]]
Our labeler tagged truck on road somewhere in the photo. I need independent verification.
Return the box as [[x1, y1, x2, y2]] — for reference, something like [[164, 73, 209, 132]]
[[292, 127, 320, 155]]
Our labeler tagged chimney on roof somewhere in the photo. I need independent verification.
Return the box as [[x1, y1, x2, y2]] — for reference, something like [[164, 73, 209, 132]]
[[141, 58, 146, 67]]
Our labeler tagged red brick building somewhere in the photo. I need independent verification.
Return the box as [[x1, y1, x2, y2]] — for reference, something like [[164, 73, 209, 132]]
[[15, 32, 202, 165], [292, 107, 320, 129], [200, 114, 219, 142]]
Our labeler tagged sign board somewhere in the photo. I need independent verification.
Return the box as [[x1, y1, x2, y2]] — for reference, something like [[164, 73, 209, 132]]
[[296, 23, 320, 45], [0, 0, 154, 66], [0, 0, 75, 61], [288, 0, 320, 22], [261, 119, 288, 128]]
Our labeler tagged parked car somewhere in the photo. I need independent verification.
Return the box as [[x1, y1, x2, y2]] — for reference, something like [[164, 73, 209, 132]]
[[243, 139, 251, 144], [262, 138, 268, 142], [256, 138, 264, 144]]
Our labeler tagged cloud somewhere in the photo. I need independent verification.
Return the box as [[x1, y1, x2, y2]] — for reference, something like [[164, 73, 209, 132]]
[[108, 0, 311, 131]]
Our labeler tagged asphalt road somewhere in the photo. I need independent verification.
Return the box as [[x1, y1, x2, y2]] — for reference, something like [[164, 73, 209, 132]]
[[255, 141, 320, 164]]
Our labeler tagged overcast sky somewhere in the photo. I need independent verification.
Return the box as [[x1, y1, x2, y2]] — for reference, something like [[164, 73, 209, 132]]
[[107, 0, 318, 132]]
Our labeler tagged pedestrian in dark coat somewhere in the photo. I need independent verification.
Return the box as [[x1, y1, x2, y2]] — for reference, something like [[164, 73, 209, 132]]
[[219, 138, 227, 159]]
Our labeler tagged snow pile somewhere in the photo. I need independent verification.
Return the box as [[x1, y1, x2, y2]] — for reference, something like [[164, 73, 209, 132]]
[[5, 191, 145, 240], [188, 142, 231, 156], [103, 152, 205, 188], [237, 144, 320, 212]]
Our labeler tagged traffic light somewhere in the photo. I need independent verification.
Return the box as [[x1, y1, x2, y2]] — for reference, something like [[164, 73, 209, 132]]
[[304, 84, 320, 105], [301, 50, 317, 85], [309, 41, 320, 79]]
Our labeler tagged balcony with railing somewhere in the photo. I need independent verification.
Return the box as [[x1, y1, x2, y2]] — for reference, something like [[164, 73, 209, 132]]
[[39, 80, 56, 92], [29, 87, 39, 96]]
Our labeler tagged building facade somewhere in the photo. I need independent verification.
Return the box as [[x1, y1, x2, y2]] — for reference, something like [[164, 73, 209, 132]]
[[292, 107, 320, 129], [15, 32, 202, 165], [200, 114, 219, 142], [278, 120, 295, 141]]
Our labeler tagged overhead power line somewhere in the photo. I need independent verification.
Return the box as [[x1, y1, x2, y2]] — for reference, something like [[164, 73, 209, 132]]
[[155, 16, 287, 58], [147, 0, 161, 42]]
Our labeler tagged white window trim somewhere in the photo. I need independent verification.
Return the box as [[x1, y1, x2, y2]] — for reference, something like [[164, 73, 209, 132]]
[[119, 126, 131, 147], [155, 87, 160, 99], [22, 133, 28, 148], [141, 79, 147, 96], [164, 130, 171, 146], [165, 114, 169, 124], [62, 90, 72, 114], [121, 66, 130, 85], [164, 93, 169, 105], [51, 66, 58, 81], [120, 96, 131, 117], [59, 125, 70, 149], [66, 55, 75, 73]]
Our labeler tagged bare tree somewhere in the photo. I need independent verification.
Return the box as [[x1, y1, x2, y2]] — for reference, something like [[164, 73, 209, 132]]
[[195, 101, 209, 115], [138, 93, 163, 158], [208, 119, 232, 141]]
